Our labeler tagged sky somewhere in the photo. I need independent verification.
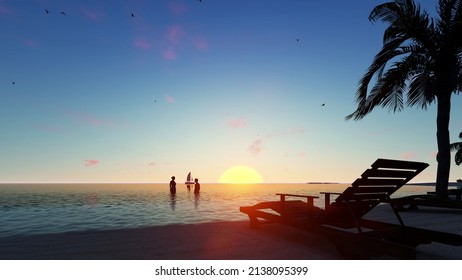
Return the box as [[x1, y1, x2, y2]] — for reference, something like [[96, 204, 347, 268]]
[[1, 0, 462, 184]]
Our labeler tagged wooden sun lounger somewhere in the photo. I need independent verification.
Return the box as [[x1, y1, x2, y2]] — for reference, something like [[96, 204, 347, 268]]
[[392, 189, 462, 211], [240, 158, 462, 259]]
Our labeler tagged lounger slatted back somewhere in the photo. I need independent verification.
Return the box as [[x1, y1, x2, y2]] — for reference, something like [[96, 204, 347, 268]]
[[240, 158, 462, 259], [324, 158, 429, 228]]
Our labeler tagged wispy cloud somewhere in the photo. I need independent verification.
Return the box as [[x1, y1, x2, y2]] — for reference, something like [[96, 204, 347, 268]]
[[165, 95, 175, 103], [0, 1, 12, 16], [401, 152, 416, 160], [246, 127, 305, 157], [249, 139, 263, 157], [134, 38, 152, 50], [158, 19, 208, 60], [227, 117, 247, 128], [194, 37, 208, 51], [163, 48, 177, 60], [82, 8, 105, 21], [169, 1, 187, 16], [66, 112, 129, 129], [158, 24, 184, 60], [167, 25, 184, 44], [81, 114, 114, 127], [85, 159, 100, 167], [22, 38, 39, 48]]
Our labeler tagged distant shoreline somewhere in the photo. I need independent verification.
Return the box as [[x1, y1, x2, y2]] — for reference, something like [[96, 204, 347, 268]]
[[305, 182, 462, 187], [408, 182, 461, 187], [306, 182, 339, 184]]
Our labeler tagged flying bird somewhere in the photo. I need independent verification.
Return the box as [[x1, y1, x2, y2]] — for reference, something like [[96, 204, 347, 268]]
[[131, 13, 135, 17], [12, 81, 15, 85], [296, 38, 300, 42], [60, 11, 66, 15], [45, 9, 50, 14], [321, 103, 325, 107]]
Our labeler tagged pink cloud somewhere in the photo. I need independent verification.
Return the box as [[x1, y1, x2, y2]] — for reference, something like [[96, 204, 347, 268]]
[[85, 159, 100, 167], [165, 95, 175, 103], [22, 38, 39, 48], [228, 117, 247, 128], [249, 139, 263, 157], [401, 152, 416, 160], [134, 38, 152, 50], [82, 114, 113, 127], [66, 112, 129, 129], [82, 8, 105, 21], [167, 25, 184, 44], [163, 48, 176, 60], [194, 37, 208, 51], [0, 2, 12, 16], [169, 2, 187, 16]]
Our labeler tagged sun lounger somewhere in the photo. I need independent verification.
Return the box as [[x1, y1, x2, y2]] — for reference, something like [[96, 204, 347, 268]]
[[240, 158, 462, 259], [392, 188, 462, 210]]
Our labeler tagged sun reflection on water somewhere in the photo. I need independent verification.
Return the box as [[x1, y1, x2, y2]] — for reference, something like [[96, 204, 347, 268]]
[[0, 183, 433, 237]]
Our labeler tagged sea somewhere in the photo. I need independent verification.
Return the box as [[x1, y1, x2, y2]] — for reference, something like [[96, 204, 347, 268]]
[[0, 183, 435, 238]]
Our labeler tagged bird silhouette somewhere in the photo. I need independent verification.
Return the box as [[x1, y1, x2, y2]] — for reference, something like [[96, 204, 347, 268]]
[[12, 81, 15, 85], [45, 9, 50, 14], [131, 13, 135, 17], [321, 103, 325, 106], [296, 38, 300, 42], [60, 11, 66, 15]]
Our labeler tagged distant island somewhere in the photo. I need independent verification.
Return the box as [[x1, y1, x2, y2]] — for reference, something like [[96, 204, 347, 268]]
[[408, 182, 461, 187], [306, 181, 462, 187]]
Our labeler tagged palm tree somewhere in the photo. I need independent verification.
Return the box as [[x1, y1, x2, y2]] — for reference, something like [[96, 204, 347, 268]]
[[450, 132, 462, 165], [346, 0, 462, 197]]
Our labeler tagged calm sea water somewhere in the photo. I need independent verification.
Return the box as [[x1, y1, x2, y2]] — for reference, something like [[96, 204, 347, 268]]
[[0, 183, 434, 238]]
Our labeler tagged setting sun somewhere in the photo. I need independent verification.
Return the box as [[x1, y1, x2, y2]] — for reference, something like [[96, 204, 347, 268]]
[[218, 165, 264, 184]]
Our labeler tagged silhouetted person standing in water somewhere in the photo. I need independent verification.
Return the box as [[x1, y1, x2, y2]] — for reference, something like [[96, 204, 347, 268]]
[[194, 178, 200, 194], [169, 176, 177, 194]]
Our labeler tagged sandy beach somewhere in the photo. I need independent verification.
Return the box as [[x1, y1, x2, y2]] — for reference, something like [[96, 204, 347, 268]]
[[0, 220, 342, 260], [1, 205, 462, 260]]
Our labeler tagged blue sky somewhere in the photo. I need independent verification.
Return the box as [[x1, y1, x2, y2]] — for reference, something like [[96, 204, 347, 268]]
[[1, 0, 462, 183]]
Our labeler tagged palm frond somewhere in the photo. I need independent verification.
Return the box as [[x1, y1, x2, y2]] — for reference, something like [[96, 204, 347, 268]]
[[438, 0, 462, 25], [450, 131, 462, 165], [369, 2, 402, 23], [401, 50, 437, 108], [347, 0, 438, 121], [450, 141, 462, 151], [408, 71, 436, 108], [451, 141, 462, 165], [376, 68, 406, 112], [455, 150, 462, 165], [351, 49, 401, 114]]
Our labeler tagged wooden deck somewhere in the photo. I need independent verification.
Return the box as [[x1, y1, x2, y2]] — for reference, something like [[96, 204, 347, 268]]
[[240, 159, 462, 259]]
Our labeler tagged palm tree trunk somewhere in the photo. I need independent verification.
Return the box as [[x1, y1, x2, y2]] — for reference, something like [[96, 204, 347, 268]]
[[435, 93, 451, 197]]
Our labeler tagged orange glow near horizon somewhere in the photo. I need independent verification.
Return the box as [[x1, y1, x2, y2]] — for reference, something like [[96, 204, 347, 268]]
[[218, 165, 264, 184]]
